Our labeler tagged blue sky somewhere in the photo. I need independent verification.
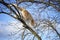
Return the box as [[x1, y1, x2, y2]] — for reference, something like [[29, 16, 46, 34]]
[[0, 14, 14, 22], [0, 0, 60, 40], [0, 0, 16, 23], [0, 0, 59, 23]]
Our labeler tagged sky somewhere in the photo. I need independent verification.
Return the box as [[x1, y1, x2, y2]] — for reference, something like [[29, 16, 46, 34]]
[[0, 0, 16, 22], [0, 14, 14, 22], [0, 0, 60, 40]]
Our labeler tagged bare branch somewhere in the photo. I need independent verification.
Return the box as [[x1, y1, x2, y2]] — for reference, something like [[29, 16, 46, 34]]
[[0, 1, 19, 17], [16, 1, 60, 11], [17, 18, 42, 40], [11, 4, 21, 17], [21, 29, 26, 40], [0, 11, 17, 19], [0, 1, 42, 40], [47, 20, 60, 38]]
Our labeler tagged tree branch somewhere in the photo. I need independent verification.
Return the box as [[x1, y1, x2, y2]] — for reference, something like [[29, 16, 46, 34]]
[[0, 1, 42, 40], [17, 1, 60, 11], [47, 20, 60, 38], [0, 1, 19, 17], [11, 4, 21, 17], [0, 11, 17, 19]]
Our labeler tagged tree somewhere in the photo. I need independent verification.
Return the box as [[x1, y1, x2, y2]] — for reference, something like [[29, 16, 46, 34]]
[[0, 0, 60, 40], [0, 0, 41, 40]]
